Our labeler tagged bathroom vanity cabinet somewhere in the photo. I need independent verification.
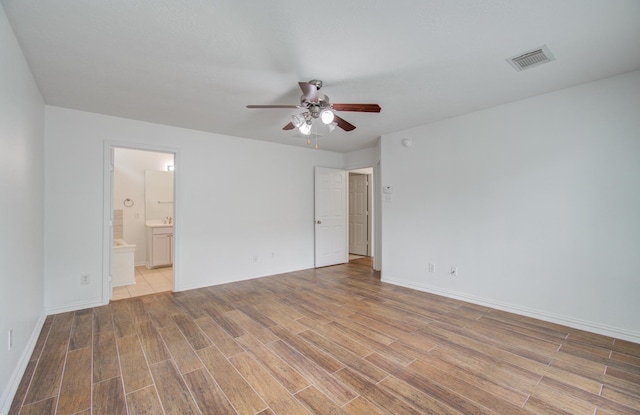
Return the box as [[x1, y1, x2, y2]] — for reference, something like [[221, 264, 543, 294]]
[[146, 225, 173, 268]]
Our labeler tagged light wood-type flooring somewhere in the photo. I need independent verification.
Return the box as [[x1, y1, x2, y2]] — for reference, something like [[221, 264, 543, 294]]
[[9, 257, 640, 414]]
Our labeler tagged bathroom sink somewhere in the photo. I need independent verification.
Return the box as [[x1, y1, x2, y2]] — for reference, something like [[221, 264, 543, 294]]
[[146, 220, 173, 228]]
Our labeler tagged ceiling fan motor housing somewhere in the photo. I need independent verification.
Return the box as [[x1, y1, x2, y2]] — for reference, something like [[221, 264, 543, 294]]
[[302, 93, 331, 118]]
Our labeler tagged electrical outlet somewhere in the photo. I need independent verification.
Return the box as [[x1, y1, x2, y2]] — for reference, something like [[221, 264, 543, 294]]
[[450, 267, 458, 277], [252, 255, 258, 263], [80, 274, 90, 285], [8, 329, 13, 350], [428, 263, 435, 273]]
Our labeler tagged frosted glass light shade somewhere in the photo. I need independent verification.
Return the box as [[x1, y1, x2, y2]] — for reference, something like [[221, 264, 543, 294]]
[[299, 122, 312, 135], [321, 110, 334, 124], [291, 114, 304, 127]]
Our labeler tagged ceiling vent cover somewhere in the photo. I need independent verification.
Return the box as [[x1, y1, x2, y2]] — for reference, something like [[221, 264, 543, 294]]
[[507, 45, 555, 71]]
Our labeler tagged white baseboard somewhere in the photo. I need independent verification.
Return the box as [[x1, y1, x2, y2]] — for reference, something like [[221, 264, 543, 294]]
[[176, 274, 262, 293], [0, 313, 47, 415], [383, 277, 640, 344], [175, 266, 308, 293], [46, 298, 105, 315]]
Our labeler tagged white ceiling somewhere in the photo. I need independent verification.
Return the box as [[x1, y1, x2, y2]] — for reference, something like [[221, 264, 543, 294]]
[[3, 1, 640, 153]]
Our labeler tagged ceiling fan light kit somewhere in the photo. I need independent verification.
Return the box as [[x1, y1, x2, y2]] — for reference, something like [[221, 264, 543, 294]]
[[247, 79, 381, 147], [320, 109, 334, 124], [299, 121, 312, 135], [291, 114, 305, 128]]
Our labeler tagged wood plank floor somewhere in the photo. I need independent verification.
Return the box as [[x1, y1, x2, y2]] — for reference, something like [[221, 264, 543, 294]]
[[9, 257, 640, 414]]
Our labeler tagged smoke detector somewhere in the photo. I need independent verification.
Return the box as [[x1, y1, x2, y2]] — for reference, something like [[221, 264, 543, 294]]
[[507, 45, 555, 72]]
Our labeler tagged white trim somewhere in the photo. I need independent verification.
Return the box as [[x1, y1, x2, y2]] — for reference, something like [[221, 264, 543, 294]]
[[45, 299, 104, 315], [382, 277, 640, 344], [177, 276, 266, 293], [102, 141, 112, 305], [346, 164, 379, 269], [0, 313, 47, 415], [177, 267, 311, 292], [373, 161, 381, 271]]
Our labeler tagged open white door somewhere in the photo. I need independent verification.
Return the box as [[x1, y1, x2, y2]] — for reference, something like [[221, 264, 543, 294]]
[[315, 167, 348, 267]]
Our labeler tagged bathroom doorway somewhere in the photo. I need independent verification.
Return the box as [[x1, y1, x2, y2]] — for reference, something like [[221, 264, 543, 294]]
[[110, 146, 175, 300]]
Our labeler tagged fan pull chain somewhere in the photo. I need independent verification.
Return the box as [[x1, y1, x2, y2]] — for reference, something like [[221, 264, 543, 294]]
[[315, 126, 318, 149]]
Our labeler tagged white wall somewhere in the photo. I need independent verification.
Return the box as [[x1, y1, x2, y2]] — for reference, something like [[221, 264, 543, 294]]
[[114, 148, 174, 265], [0, 5, 45, 412], [380, 70, 640, 342], [345, 146, 379, 170], [44, 106, 345, 312]]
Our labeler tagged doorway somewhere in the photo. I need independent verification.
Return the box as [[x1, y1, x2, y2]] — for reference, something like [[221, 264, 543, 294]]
[[104, 144, 176, 302], [313, 166, 375, 269], [348, 167, 373, 263]]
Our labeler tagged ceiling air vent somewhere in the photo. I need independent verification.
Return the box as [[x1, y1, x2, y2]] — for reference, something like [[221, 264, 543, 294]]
[[507, 45, 555, 72]]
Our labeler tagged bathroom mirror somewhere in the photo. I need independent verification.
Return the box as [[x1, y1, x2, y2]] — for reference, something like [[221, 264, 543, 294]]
[[145, 170, 174, 221]]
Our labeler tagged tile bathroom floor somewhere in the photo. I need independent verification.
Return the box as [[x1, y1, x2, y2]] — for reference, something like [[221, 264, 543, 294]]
[[112, 266, 172, 300]]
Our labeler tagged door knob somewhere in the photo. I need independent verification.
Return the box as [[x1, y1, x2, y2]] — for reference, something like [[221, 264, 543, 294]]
[[316, 220, 322, 224]]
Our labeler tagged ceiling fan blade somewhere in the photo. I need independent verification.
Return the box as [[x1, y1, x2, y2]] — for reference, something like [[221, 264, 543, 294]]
[[331, 103, 381, 113], [334, 114, 356, 131], [282, 122, 295, 130], [246, 105, 300, 109], [298, 82, 319, 103]]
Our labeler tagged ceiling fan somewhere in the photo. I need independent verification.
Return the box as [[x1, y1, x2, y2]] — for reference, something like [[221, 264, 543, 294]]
[[246, 80, 381, 135]]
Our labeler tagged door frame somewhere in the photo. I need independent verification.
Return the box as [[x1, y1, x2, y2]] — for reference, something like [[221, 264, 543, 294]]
[[348, 170, 373, 257], [347, 163, 380, 271], [102, 140, 179, 304]]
